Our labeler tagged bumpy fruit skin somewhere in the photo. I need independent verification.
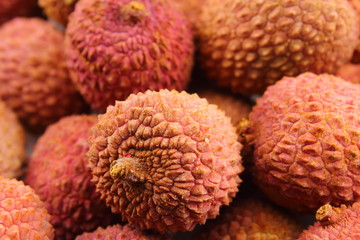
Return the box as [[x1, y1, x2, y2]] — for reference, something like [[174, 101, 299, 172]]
[[0, 18, 86, 131], [0, 100, 26, 179], [171, 0, 206, 29], [198, 90, 252, 127], [197, 0, 359, 94], [348, 0, 360, 63], [248, 73, 360, 212], [88, 90, 243, 233], [25, 115, 113, 240], [0, 176, 54, 240], [336, 63, 360, 84], [39, 0, 78, 25], [197, 197, 302, 240], [0, 0, 38, 25], [65, 0, 194, 111], [75, 224, 168, 240], [298, 203, 360, 240]]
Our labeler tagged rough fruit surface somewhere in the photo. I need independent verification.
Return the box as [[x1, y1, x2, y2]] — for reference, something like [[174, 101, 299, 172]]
[[197, 0, 359, 94], [65, 0, 194, 111], [0, 0, 38, 25], [198, 90, 252, 127], [348, 0, 360, 63], [88, 90, 243, 233], [197, 197, 302, 240], [249, 73, 360, 212], [298, 203, 360, 239], [75, 224, 168, 240], [39, 0, 78, 25], [0, 100, 26, 179], [171, 0, 206, 29], [336, 63, 360, 84], [0, 18, 86, 131], [0, 176, 54, 240], [25, 115, 113, 240]]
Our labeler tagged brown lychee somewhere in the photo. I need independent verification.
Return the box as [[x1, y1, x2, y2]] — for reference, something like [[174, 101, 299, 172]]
[[65, 0, 194, 111], [247, 72, 360, 212], [0, 176, 54, 240], [336, 63, 360, 84], [87, 89, 243, 233], [0, 100, 26, 179], [39, 0, 78, 25], [75, 224, 169, 240], [25, 115, 113, 240], [298, 203, 360, 239], [197, 0, 359, 94], [0, 18, 86, 131], [197, 197, 302, 240]]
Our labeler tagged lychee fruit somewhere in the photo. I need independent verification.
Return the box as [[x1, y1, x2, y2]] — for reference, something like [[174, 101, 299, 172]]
[[65, 0, 194, 111], [197, 0, 359, 95], [198, 90, 252, 127], [0, 176, 54, 240], [298, 203, 360, 239], [336, 63, 360, 84], [25, 115, 114, 240], [39, 0, 78, 25], [0, 100, 26, 179], [0, 18, 86, 131], [75, 224, 169, 240], [87, 89, 243, 233], [197, 197, 302, 240], [0, 0, 39, 25], [247, 72, 360, 212], [170, 0, 206, 30], [348, 0, 360, 63]]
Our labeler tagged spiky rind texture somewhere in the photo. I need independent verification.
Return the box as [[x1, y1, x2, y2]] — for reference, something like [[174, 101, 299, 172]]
[[88, 89, 243, 233], [0, 100, 26, 179], [0, 0, 38, 25], [197, 197, 302, 240], [197, 0, 359, 94], [198, 90, 252, 126], [0, 18, 86, 131], [249, 72, 360, 212], [25, 115, 113, 240], [39, 0, 78, 25], [336, 63, 360, 84], [75, 224, 168, 240], [65, 0, 194, 111], [298, 203, 360, 240], [0, 176, 54, 240]]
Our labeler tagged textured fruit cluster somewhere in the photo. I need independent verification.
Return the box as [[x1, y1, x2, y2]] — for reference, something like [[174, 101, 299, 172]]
[[1, 0, 360, 239]]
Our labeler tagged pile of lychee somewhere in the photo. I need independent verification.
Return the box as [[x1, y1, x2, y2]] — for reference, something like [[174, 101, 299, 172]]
[[1, 0, 360, 239]]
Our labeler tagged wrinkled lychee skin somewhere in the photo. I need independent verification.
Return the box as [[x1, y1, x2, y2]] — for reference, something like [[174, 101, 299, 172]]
[[249, 73, 360, 212], [65, 0, 194, 111], [25, 115, 114, 240], [198, 90, 252, 127], [39, 0, 78, 25], [75, 224, 168, 240], [171, 0, 206, 30], [0, 0, 38, 25], [298, 203, 360, 240], [197, 197, 302, 240], [0, 18, 86, 131], [0, 176, 54, 240], [0, 100, 26, 179], [88, 90, 243, 233], [197, 0, 359, 95], [336, 63, 360, 84]]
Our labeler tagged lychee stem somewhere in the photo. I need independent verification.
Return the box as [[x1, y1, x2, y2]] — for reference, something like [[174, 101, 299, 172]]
[[316, 204, 346, 226], [110, 157, 146, 183], [121, 1, 147, 23]]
